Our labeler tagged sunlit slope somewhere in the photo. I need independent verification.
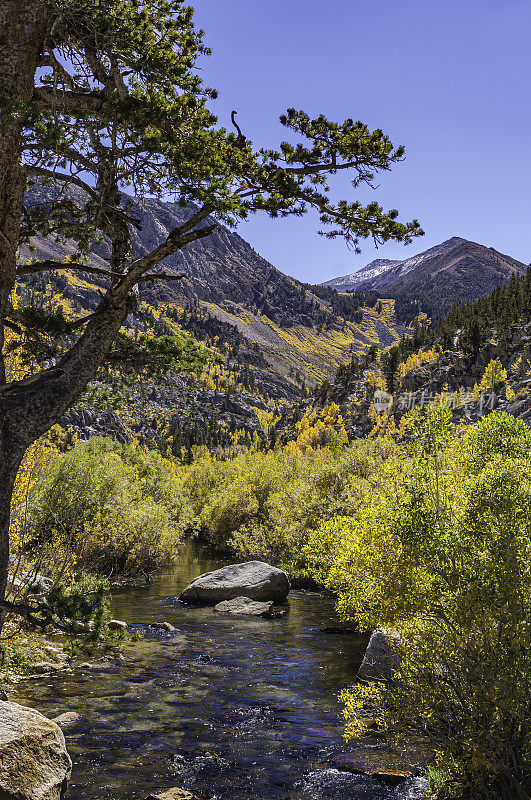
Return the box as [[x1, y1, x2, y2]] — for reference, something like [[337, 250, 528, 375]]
[[204, 298, 404, 384], [21, 183, 409, 390]]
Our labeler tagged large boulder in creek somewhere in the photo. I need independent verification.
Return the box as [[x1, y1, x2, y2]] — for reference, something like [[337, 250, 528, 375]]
[[179, 561, 290, 604], [0, 701, 72, 800], [357, 629, 400, 683]]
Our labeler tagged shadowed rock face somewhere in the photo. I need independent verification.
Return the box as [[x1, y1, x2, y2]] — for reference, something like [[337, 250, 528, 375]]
[[357, 629, 399, 683], [179, 561, 290, 604], [0, 701, 72, 800], [20, 184, 319, 322]]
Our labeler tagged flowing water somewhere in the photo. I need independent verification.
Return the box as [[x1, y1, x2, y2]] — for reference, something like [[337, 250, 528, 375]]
[[14, 543, 427, 800]]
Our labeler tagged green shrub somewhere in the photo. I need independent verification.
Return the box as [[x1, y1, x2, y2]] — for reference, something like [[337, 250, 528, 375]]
[[28, 437, 184, 576], [179, 437, 396, 576]]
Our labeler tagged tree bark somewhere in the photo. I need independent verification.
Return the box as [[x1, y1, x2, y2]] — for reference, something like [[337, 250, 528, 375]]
[[0, 1, 49, 383], [0, 435, 25, 630], [2, 291, 135, 445], [0, 284, 135, 631]]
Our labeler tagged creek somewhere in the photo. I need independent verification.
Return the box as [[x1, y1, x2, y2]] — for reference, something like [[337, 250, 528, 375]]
[[14, 543, 426, 800]]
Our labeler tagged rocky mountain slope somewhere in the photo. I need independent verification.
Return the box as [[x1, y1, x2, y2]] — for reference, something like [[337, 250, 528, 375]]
[[322, 237, 527, 321], [323, 238, 463, 292], [24, 184, 293, 310], [21, 184, 408, 388], [19, 185, 409, 449], [23, 185, 531, 451], [26, 183, 531, 452], [312, 263, 531, 440], [315, 322, 531, 440]]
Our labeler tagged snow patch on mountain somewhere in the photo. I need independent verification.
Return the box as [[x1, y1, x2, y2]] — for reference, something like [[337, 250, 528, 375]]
[[322, 237, 467, 292]]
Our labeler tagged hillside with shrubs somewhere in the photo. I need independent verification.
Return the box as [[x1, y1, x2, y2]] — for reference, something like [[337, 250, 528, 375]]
[[314, 267, 531, 441]]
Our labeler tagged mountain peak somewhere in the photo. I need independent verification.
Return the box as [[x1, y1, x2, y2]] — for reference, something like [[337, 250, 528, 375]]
[[440, 236, 468, 246], [321, 237, 526, 321]]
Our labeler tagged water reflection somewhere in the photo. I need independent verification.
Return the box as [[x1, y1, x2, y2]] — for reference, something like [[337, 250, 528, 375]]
[[14, 542, 420, 800]]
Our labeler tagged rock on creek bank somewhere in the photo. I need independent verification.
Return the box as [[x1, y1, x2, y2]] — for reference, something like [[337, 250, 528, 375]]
[[0, 701, 71, 800]]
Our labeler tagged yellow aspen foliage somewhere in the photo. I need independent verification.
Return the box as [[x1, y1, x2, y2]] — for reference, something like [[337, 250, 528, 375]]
[[384, 413, 397, 438], [397, 346, 440, 382], [308, 410, 531, 799], [369, 408, 396, 439], [368, 402, 379, 427], [511, 355, 523, 374], [479, 359, 507, 391], [253, 408, 280, 438], [285, 404, 348, 456], [8, 435, 79, 595], [367, 368, 387, 393], [10, 439, 51, 552], [4, 291, 26, 382], [2, 294, 76, 590], [322, 402, 343, 428], [397, 410, 419, 440]]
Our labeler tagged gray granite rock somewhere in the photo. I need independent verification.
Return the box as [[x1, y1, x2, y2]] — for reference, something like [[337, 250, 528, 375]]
[[52, 712, 81, 730], [213, 596, 275, 617], [179, 561, 290, 604], [357, 629, 399, 683], [0, 701, 71, 799], [145, 789, 197, 800]]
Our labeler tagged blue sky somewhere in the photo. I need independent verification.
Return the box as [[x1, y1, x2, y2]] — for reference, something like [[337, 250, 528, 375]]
[[191, 0, 531, 284]]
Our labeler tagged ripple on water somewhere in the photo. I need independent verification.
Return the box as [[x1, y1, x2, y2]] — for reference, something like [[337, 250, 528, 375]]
[[296, 768, 396, 799], [396, 778, 428, 799], [296, 770, 427, 800]]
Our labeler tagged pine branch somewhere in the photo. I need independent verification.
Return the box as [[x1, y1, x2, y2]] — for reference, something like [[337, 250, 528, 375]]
[[25, 166, 142, 229], [27, 165, 101, 203], [0, 367, 64, 398], [31, 86, 110, 120], [18, 261, 188, 285], [112, 217, 216, 296]]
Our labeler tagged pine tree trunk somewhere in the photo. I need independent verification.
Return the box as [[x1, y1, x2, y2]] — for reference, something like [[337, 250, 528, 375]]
[[0, 434, 24, 630], [0, 2, 207, 636], [0, 4, 135, 633], [0, 1, 49, 380]]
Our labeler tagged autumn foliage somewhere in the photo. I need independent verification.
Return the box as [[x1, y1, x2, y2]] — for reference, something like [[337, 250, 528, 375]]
[[307, 409, 531, 800]]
